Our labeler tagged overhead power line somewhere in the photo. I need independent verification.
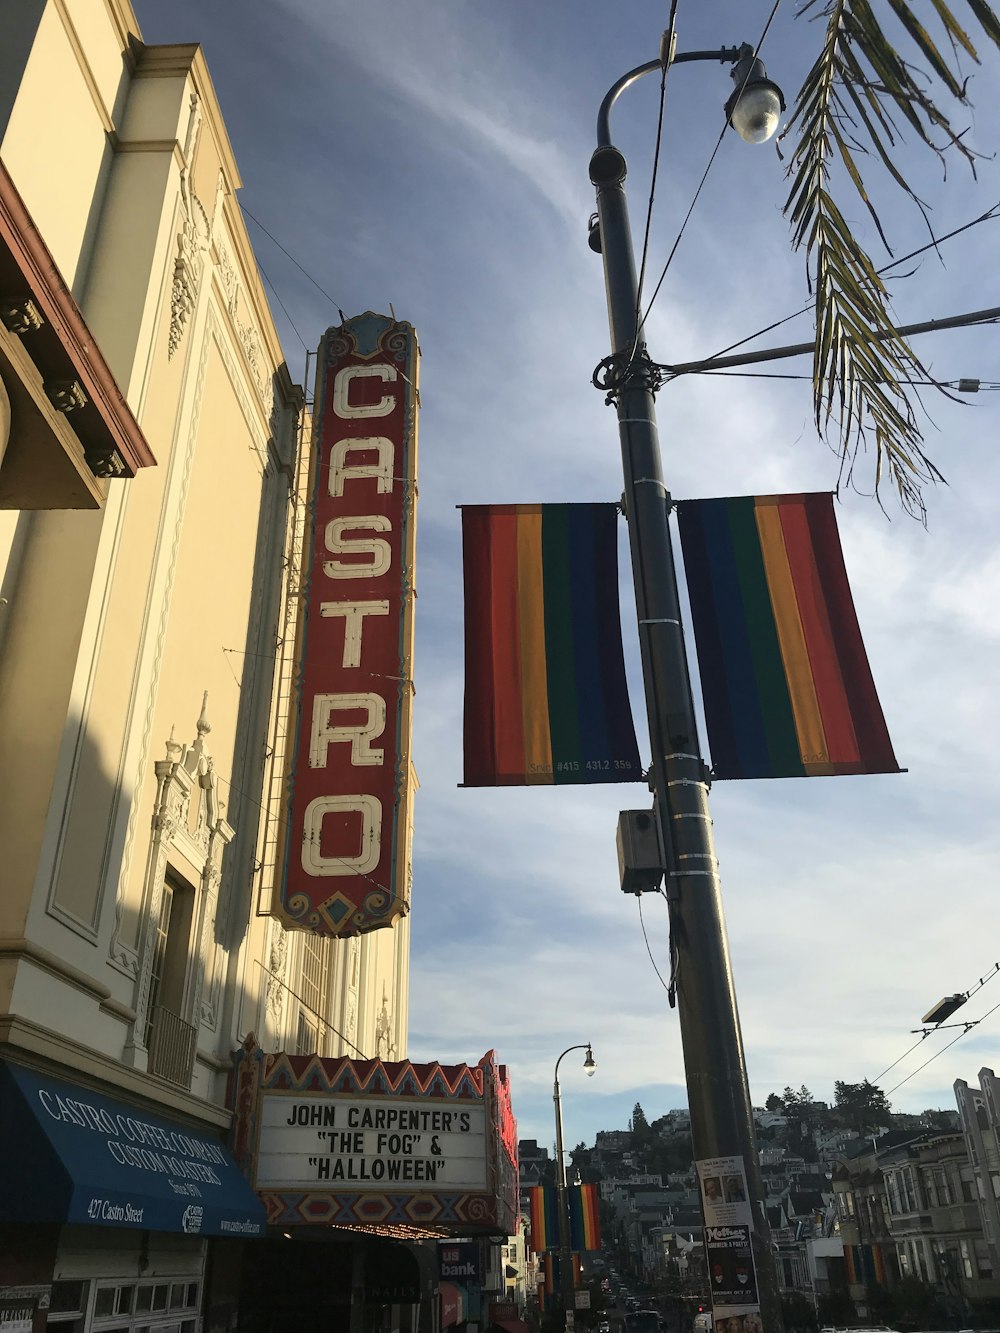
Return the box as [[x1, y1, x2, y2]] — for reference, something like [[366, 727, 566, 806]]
[[638, 0, 785, 335], [702, 201, 1000, 366], [241, 203, 346, 317], [661, 305, 1000, 376], [871, 961, 1000, 1097]]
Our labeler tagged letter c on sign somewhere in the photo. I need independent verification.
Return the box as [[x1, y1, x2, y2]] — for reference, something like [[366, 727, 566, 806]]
[[333, 365, 397, 419], [301, 795, 383, 876]]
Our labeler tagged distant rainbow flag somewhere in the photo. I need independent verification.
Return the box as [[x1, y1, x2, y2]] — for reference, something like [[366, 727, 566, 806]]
[[461, 503, 643, 787], [676, 493, 900, 780], [540, 1253, 581, 1309], [568, 1183, 601, 1251], [529, 1185, 561, 1253]]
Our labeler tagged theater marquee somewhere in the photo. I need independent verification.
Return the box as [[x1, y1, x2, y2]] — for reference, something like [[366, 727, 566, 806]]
[[256, 1095, 487, 1190], [277, 311, 419, 937], [230, 1038, 517, 1237]]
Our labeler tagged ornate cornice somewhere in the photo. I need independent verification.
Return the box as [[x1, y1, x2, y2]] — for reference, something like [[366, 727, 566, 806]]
[[0, 158, 155, 477]]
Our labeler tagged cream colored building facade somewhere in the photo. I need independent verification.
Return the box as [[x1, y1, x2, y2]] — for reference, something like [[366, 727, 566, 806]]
[[0, 0, 410, 1326]]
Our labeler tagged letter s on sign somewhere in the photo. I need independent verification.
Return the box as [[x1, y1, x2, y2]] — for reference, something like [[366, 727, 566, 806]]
[[301, 795, 383, 876], [333, 365, 397, 419], [324, 516, 392, 579]]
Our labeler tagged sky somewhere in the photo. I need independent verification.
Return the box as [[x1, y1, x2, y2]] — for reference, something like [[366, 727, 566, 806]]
[[133, 0, 1000, 1157]]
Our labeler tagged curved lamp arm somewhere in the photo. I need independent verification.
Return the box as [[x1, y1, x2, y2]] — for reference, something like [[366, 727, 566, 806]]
[[597, 47, 742, 148]]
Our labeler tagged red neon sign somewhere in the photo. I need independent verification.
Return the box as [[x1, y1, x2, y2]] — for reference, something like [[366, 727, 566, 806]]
[[279, 313, 418, 936]]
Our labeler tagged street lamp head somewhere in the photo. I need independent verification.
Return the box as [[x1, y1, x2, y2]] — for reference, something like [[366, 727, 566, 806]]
[[725, 52, 785, 144], [584, 1043, 596, 1076]]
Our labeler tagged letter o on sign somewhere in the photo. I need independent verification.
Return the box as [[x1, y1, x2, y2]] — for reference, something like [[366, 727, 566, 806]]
[[301, 795, 383, 876]]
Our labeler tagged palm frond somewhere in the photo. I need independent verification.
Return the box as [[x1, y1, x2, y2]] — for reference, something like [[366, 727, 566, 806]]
[[784, 0, 1000, 517]]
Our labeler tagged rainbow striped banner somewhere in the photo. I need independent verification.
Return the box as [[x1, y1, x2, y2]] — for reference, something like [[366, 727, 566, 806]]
[[676, 493, 899, 780], [528, 1185, 561, 1253], [462, 504, 643, 787], [539, 1253, 582, 1309], [568, 1183, 601, 1251]]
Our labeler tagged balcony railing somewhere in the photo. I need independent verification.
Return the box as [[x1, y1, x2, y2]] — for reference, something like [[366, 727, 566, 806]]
[[147, 1004, 197, 1087]]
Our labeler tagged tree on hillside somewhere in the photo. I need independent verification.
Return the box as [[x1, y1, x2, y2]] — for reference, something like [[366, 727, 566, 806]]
[[765, 1092, 785, 1112], [629, 1102, 655, 1159], [782, 1086, 816, 1113], [834, 1079, 893, 1133], [785, 0, 1000, 517]]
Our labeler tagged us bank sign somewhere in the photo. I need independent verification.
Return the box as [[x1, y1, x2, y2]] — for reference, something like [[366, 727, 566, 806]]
[[277, 311, 419, 937]]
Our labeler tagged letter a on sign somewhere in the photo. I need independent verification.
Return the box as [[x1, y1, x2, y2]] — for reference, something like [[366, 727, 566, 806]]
[[275, 312, 419, 937]]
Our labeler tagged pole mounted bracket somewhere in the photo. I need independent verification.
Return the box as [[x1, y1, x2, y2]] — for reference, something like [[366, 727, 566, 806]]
[[592, 348, 665, 404]]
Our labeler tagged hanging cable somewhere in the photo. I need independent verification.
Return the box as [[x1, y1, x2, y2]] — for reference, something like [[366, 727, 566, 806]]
[[633, 0, 678, 347], [637, 0, 784, 338], [241, 204, 346, 316], [698, 203, 1000, 367], [255, 256, 309, 353], [637, 895, 672, 995], [871, 961, 1000, 1094], [691, 370, 997, 388], [869, 1036, 933, 1087], [884, 998, 1000, 1097]]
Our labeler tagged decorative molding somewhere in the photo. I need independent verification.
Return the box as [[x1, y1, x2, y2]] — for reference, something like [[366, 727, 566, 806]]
[[374, 986, 396, 1060], [169, 97, 210, 361], [209, 300, 270, 462], [0, 1013, 232, 1130], [128, 697, 235, 1064], [44, 378, 88, 413], [99, 994, 137, 1024], [0, 158, 154, 473], [0, 937, 112, 1003], [213, 231, 275, 423], [112, 297, 214, 972], [265, 921, 287, 1021], [0, 297, 43, 333]]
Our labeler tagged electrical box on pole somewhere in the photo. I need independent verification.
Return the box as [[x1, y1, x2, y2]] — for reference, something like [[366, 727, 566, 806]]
[[616, 809, 665, 894]]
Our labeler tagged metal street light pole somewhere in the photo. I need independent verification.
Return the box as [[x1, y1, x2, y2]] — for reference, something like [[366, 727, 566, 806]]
[[553, 1043, 596, 1333], [588, 40, 785, 1333]]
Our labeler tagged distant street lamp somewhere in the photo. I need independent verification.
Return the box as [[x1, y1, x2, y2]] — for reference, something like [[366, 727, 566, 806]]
[[554, 1043, 596, 1332], [587, 33, 785, 1333]]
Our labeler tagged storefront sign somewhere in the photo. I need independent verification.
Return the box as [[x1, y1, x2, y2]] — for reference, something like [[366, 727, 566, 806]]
[[256, 1094, 486, 1190], [0, 1301, 35, 1333], [0, 1062, 265, 1238], [277, 312, 419, 937], [439, 1241, 482, 1282]]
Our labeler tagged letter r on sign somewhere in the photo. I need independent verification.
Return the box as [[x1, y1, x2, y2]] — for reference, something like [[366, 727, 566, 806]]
[[309, 693, 385, 767]]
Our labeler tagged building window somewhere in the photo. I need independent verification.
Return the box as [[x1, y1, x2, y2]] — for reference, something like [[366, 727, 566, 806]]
[[90, 1278, 200, 1333], [295, 931, 329, 1055], [960, 1239, 975, 1279], [960, 1166, 977, 1204], [145, 873, 195, 1039], [144, 870, 197, 1085], [902, 1168, 917, 1212], [48, 1281, 88, 1333], [295, 1009, 318, 1055], [975, 1240, 993, 1278]]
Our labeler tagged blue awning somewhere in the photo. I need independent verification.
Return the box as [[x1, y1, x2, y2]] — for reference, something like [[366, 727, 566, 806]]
[[0, 1061, 266, 1238]]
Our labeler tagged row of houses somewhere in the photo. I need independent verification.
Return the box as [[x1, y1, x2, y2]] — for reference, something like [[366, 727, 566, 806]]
[[532, 1071, 1000, 1323]]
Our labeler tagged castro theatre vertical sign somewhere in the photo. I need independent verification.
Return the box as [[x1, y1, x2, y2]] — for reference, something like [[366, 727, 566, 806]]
[[278, 312, 419, 937]]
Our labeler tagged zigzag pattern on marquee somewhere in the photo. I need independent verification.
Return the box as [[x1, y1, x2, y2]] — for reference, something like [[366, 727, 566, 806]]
[[261, 1050, 490, 1101], [261, 1190, 498, 1228]]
